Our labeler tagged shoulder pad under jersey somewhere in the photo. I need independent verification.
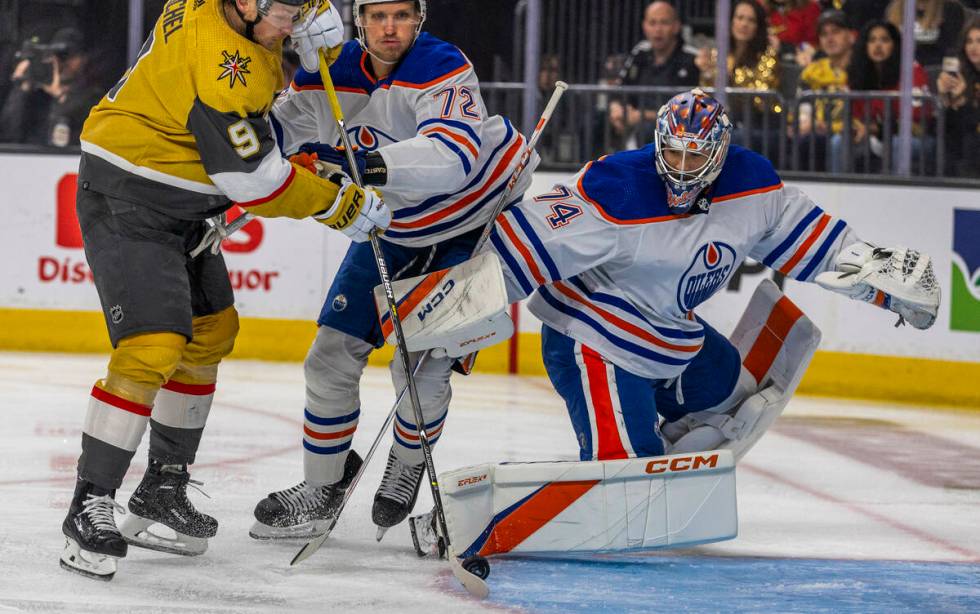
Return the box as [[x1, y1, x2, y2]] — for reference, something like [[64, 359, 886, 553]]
[[387, 32, 470, 89], [291, 41, 373, 94], [577, 144, 677, 224], [711, 145, 782, 202]]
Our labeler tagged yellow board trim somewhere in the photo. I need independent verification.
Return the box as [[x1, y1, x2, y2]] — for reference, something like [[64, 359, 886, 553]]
[[1, 308, 977, 409]]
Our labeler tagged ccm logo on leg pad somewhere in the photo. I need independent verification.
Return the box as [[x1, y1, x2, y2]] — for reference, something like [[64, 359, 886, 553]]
[[645, 453, 720, 474]]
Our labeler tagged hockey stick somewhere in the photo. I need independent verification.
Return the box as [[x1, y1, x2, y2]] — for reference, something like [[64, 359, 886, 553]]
[[291, 81, 568, 576], [291, 50, 488, 599], [452, 80, 568, 375]]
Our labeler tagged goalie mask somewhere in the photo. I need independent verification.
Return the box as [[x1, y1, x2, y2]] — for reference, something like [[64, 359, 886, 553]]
[[354, 0, 427, 61], [654, 88, 732, 214]]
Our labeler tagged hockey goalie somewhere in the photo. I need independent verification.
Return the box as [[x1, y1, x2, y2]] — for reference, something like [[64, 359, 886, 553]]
[[385, 89, 939, 560]]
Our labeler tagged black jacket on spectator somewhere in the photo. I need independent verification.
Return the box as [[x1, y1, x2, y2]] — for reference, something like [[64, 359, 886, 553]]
[[619, 39, 700, 89], [915, 0, 968, 67], [945, 82, 980, 177], [0, 83, 101, 147]]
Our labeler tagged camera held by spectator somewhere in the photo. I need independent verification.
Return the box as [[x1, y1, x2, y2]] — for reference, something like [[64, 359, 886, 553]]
[[2, 27, 101, 147], [11, 28, 83, 93]]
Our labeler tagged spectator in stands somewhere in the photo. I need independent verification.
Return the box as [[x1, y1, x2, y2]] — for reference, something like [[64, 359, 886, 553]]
[[768, 0, 822, 56], [697, 0, 782, 157], [825, 0, 890, 32], [0, 27, 101, 147], [886, 0, 969, 68], [936, 18, 980, 177], [608, 1, 699, 149], [830, 20, 934, 172], [797, 9, 856, 170]]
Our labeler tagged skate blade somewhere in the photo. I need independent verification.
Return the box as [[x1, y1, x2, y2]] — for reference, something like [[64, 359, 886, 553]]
[[249, 519, 328, 541], [120, 514, 207, 556], [59, 537, 118, 581], [375, 525, 390, 542]]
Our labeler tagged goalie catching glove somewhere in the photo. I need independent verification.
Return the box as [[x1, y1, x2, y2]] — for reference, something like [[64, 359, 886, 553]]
[[815, 242, 940, 330], [313, 172, 391, 243]]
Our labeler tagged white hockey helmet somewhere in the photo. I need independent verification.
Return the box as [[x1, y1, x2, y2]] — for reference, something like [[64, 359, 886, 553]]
[[354, 0, 427, 49]]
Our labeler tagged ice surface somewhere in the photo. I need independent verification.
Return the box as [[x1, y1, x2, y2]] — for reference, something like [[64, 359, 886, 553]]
[[1, 352, 978, 612]]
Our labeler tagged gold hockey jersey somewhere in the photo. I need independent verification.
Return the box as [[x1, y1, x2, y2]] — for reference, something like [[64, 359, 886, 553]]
[[80, 0, 337, 220]]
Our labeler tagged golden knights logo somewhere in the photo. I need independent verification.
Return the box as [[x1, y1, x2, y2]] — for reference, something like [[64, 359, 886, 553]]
[[218, 50, 251, 88], [677, 241, 737, 312]]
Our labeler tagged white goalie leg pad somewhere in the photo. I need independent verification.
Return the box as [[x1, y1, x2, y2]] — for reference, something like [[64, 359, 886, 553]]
[[374, 252, 514, 358], [667, 279, 821, 462], [439, 451, 736, 559]]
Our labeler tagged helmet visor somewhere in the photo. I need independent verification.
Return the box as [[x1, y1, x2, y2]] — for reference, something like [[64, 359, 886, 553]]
[[263, 2, 304, 28], [355, 7, 422, 30]]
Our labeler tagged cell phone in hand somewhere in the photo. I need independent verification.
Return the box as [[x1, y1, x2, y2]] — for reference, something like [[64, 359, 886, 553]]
[[942, 56, 960, 75]]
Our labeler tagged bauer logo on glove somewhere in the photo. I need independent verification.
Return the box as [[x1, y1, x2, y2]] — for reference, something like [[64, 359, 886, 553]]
[[313, 173, 391, 242]]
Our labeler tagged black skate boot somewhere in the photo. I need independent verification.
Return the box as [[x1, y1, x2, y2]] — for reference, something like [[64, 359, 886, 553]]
[[250, 450, 363, 540], [60, 478, 128, 581], [372, 448, 425, 542], [119, 460, 217, 556]]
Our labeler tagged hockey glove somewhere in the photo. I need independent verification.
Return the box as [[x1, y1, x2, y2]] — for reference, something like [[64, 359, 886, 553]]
[[292, 0, 345, 73], [299, 143, 388, 186], [815, 242, 940, 330], [313, 173, 391, 243]]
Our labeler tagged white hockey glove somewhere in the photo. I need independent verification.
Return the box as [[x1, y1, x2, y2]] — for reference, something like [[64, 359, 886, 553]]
[[815, 242, 940, 330], [292, 1, 345, 73], [313, 173, 391, 243]]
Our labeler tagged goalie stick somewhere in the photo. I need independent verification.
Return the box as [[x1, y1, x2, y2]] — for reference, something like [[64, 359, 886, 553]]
[[290, 76, 569, 596]]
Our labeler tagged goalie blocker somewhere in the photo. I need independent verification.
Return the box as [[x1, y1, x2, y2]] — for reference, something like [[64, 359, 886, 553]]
[[373, 251, 513, 358]]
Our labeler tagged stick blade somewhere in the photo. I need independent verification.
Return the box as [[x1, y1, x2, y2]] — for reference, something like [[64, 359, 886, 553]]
[[449, 555, 489, 599], [290, 525, 334, 566]]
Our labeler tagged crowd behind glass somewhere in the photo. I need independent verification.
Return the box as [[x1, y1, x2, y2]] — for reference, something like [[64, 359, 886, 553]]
[[1, 0, 977, 179]]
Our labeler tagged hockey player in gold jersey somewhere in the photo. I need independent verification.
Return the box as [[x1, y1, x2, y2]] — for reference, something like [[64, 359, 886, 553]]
[[60, 0, 390, 581]]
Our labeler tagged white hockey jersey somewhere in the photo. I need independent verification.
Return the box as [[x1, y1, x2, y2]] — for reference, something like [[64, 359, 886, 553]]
[[272, 33, 536, 246], [490, 144, 861, 380]]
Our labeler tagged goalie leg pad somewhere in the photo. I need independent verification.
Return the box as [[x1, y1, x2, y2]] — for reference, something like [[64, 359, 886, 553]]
[[434, 451, 737, 558], [665, 280, 821, 461], [302, 326, 373, 486]]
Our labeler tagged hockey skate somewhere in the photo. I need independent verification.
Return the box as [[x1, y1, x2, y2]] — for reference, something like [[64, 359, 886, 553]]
[[60, 479, 128, 581], [250, 450, 362, 540], [119, 460, 217, 556], [373, 448, 425, 542]]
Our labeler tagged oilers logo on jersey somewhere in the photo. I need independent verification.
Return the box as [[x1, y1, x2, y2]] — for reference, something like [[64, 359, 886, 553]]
[[677, 241, 737, 312], [347, 125, 395, 151]]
